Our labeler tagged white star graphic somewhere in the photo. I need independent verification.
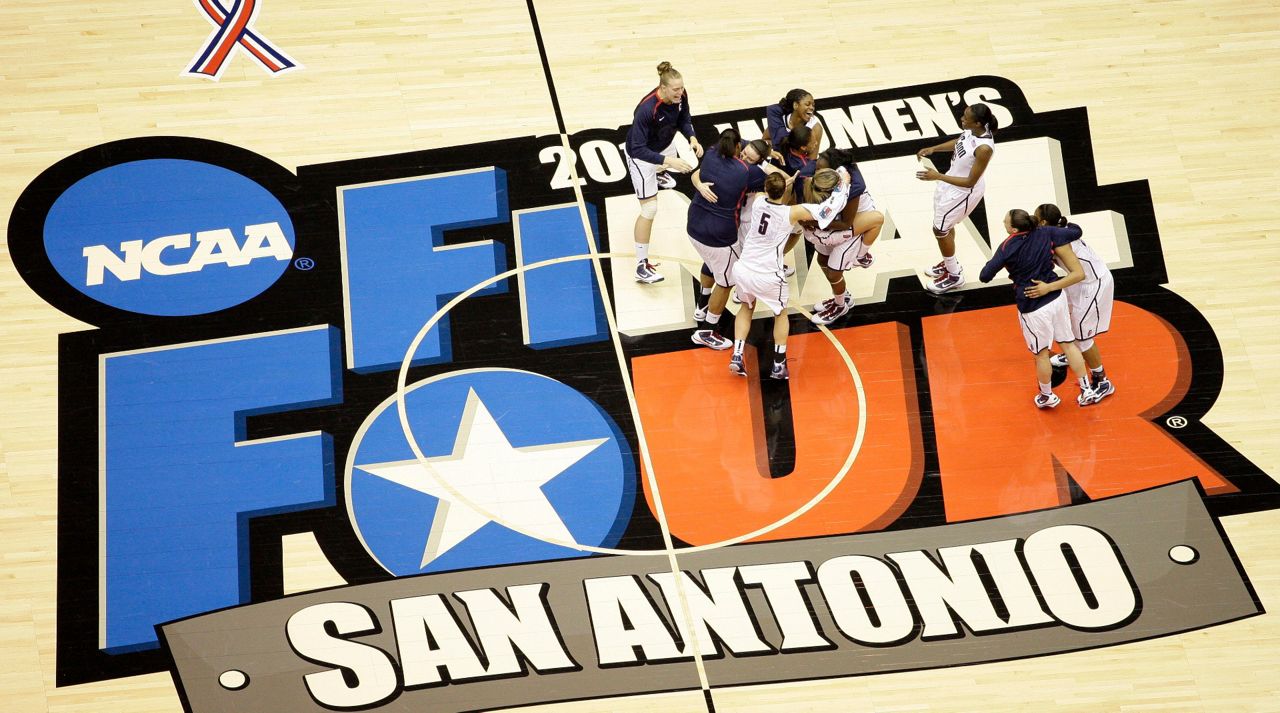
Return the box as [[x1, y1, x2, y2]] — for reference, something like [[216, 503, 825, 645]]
[[356, 388, 607, 568]]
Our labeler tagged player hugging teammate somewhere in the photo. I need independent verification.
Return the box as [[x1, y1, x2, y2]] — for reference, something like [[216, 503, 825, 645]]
[[628, 65, 1115, 407]]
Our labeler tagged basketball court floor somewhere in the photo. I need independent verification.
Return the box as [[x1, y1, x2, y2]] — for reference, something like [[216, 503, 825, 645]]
[[3, 1, 1279, 711]]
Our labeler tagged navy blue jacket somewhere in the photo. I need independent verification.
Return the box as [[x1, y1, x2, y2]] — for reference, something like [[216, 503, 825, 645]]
[[626, 89, 695, 164], [979, 224, 1082, 313], [687, 151, 766, 247]]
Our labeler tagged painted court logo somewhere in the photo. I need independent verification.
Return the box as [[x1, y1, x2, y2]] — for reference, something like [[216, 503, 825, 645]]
[[7, 76, 1279, 711], [43, 158, 294, 315]]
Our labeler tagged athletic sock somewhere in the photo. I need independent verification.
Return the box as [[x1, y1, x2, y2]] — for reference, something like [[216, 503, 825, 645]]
[[774, 344, 787, 364], [943, 255, 960, 275], [700, 311, 722, 332], [636, 243, 648, 263], [1078, 376, 1091, 391], [1039, 381, 1053, 397], [854, 237, 870, 258], [695, 286, 712, 309], [705, 311, 721, 325], [733, 339, 745, 357], [1091, 365, 1107, 382]]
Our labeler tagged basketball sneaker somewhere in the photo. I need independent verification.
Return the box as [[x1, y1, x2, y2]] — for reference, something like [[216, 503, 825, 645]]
[[1077, 386, 1102, 406], [693, 304, 708, 322], [811, 294, 853, 325], [926, 270, 965, 294], [691, 329, 732, 350], [656, 172, 676, 190], [855, 251, 875, 268], [783, 263, 796, 277], [769, 360, 789, 380], [1034, 392, 1061, 409], [1092, 378, 1116, 401], [635, 260, 664, 284], [1050, 353, 1068, 368], [925, 260, 948, 279], [729, 353, 746, 376]]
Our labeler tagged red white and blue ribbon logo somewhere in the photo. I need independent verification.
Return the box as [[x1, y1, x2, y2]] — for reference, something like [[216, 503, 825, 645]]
[[185, 0, 300, 80]]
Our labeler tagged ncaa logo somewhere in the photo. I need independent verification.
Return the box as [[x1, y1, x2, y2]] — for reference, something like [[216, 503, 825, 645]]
[[42, 158, 295, 316]]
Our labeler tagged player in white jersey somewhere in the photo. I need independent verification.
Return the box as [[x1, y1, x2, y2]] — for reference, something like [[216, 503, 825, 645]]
[[805, 147, 884, 326], [1027, 203, 1117, 401], [915, 104, 998, 294], [730, 169, 851, 379]]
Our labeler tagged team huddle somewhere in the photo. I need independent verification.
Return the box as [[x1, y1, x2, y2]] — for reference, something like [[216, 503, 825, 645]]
[[625, 62, 1116, 408]]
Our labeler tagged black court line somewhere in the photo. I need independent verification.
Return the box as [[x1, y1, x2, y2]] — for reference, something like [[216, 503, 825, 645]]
[[522, 4, 716, 712], [524, 0, 567, 135]]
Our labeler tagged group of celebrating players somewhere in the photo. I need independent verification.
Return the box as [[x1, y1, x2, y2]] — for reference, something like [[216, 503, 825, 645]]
[[624, 61, 1116, 407]]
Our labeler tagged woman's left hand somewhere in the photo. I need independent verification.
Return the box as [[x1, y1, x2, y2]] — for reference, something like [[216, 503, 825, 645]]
[[689, 138, 704, 158], [1024, 279, 1052, 298], [915, 167, 941, 181]]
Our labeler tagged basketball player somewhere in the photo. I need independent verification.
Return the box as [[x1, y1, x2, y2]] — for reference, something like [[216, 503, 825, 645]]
[[767, 126, 816, 277], [805, 148, 884, 325], [625, 60, 704, 284], [979, 209, 1099, 408], [1029, 204, 1117, 401], [764, 89, 824, 157], [775, 125, 817, 177], [916, 103, 998, 294], [687, 131, 782, 350], [730, 168, 852, 380]]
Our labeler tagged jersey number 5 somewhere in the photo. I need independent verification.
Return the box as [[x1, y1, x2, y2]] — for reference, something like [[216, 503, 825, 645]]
[[758, 213, 771, 235]]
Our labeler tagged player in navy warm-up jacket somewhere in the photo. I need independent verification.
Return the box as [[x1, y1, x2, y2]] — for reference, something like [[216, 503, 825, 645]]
[[624, 61, 703, 284]]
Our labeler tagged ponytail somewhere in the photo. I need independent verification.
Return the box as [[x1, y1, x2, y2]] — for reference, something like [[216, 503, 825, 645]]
[[1035, 203, 1066, 227], [716, 128, 740, 159], [778, 88, 811, 114], [968, 103, 998, 136], [1008, 209, 1036, 233]]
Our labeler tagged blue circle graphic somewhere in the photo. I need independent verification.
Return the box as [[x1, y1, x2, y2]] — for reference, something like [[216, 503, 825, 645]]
[[43, 159, 295, 316], [347, 369, 635, 576]]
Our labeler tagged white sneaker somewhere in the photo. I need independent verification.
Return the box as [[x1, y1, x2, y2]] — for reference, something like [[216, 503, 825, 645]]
[[1092, 378, 1116, 401], [783, 263, 796, 278], [926, 270, 965, 294], [691, 329, 732, 350], [729, 353, 746, 376], [811, 294, 853, 325], [693, 304, 708, 322], [656, 172, 676, 190], [1077, 386, 1101, 406], [635, 260, 664, 284], [769, 360, 789, 380], [1035, 392, 1061, 409], [1050, 353, 1068, 368], [855, 252, 875, 269]]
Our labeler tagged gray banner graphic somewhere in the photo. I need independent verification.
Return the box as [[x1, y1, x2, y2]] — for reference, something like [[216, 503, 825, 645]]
[[162, 481, 1260, 712]]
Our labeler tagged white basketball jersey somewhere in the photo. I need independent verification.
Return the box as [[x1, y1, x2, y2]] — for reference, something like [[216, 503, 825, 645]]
[[1054, 238, 1110, 284], [786, 112, 821, 130], [946, 130, 995, 189], [740, 196, 796, 273]]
